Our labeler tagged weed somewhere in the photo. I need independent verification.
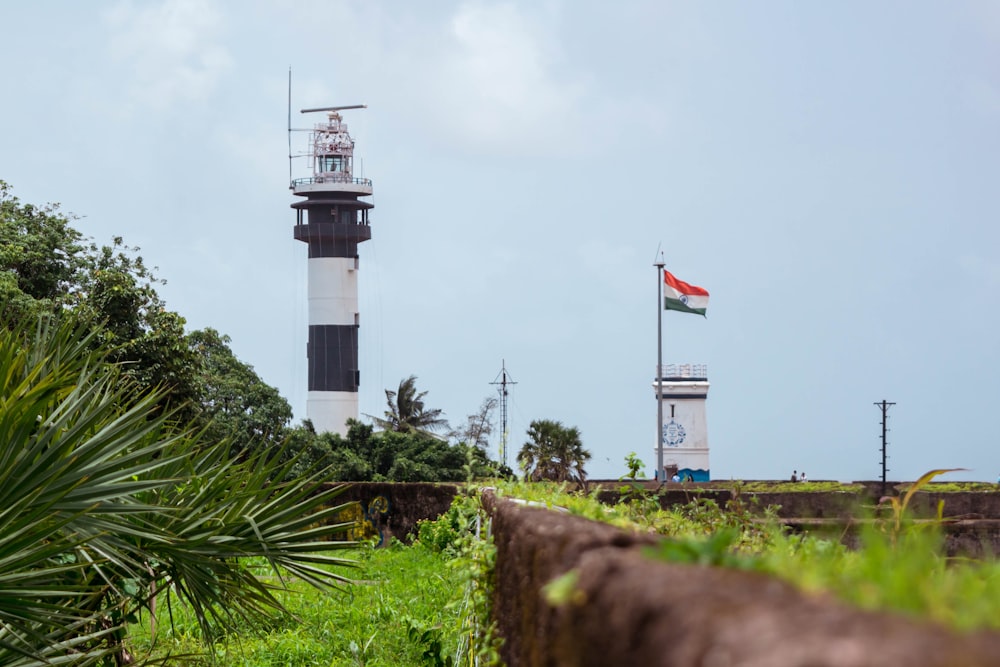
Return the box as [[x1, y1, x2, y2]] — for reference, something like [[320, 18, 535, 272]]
[[541, 569, 584, 608], [404, 617, 453, 667], [621, 452, 646, 481], [643, 528, 763, 571], [348, 632, 378, 666], [877, 468, 965, 543]]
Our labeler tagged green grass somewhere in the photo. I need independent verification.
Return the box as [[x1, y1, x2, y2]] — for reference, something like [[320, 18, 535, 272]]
[[130, 542, 465, 666], [903, 481, 1000, 493], [760, 526, 1000, 631], [725, 480, 865, 493]]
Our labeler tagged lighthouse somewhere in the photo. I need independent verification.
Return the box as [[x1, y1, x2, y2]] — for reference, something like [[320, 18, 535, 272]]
[[290, 105, 372, 436], [653, 363, 710, 481]]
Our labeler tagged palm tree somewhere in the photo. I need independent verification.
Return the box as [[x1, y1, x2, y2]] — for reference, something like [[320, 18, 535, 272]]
[[517, 419, 591, 483], [0, 317, 357, 664], [369, 375, 448, 437]]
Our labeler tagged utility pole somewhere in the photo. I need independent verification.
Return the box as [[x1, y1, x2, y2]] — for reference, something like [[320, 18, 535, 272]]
[[874, 400, 895, 497], [491, 361, 517, 469]]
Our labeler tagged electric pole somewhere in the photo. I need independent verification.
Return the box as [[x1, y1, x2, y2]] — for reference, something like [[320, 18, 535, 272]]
[[874, 400, 895, 497]]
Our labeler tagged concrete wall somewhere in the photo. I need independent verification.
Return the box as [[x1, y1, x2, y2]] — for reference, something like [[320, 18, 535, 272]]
[[484, 492, 1000, 667]]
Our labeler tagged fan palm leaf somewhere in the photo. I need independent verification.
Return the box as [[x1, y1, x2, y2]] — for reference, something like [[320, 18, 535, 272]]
[[0, 316, 358, 664]]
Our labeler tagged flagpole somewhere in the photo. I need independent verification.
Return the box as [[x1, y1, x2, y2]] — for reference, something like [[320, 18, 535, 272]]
[[655, 256, 664, 481]]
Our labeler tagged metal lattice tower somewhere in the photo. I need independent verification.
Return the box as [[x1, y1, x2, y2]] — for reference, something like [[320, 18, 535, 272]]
[[491, 361, 517, 468]]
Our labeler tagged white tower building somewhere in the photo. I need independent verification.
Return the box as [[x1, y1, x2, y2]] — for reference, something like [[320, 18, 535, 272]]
[[290, 105, 372, 436], [653, 363, 710, 481]]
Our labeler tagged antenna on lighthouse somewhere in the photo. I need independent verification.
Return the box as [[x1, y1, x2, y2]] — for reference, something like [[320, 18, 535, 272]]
[[491, 361, 518, 468], [301, 104, 367, 114]]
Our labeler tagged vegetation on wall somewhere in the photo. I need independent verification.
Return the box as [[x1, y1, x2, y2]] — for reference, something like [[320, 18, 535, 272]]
[[501, 469, 1000, 634]]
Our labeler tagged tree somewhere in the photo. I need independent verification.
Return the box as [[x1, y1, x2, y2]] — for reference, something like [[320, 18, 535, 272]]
[[448, 396, 497, 451], [1, 183, 201, 421], [335, 421, 466, 482], [447, 396, 513, 479], [0, 315, 355, 664], [0, 180, 87, 322], [73, 236, 202, 423], [517, 419, 591, 483], [369, 375, 448, 437], [279, 419, 498, 483], [188, 327, 293, 457], [1, 182, 289, 436]]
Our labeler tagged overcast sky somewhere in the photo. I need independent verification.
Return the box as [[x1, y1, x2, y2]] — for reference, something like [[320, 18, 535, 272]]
[[2, 1, 998, 482]]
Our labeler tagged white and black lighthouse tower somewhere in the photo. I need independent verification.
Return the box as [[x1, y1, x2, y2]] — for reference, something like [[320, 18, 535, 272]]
[[290, 105, 372, 436]]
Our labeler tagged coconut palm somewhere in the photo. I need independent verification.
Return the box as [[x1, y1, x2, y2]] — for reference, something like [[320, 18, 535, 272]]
[[517, 419, 591, 483], [0, 317, 357, 665], [369, 375, 448, 437]]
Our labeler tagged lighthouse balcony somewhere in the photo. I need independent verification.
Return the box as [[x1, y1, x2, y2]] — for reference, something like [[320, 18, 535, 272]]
[[293, 222, 372, 244], [657, 363, 707, 381], [292, 176, 373, 196]]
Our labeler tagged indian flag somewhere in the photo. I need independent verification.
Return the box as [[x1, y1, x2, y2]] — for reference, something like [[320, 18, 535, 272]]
[[664, 270, 709, 316]]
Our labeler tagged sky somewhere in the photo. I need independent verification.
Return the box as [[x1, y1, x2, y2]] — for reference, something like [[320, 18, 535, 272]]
[[2, 1, 998, 482]]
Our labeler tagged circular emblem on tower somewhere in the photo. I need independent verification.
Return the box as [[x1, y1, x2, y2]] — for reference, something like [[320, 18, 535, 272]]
[[662, 420, 686, 447]]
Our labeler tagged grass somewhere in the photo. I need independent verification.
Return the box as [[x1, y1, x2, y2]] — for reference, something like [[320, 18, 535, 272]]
[[903, 481, 1000, 493], [717, 480, 1000, 494], [760, 526, 1000, 631], [129, 542, 465, 666], [724, 480, 865, 493]]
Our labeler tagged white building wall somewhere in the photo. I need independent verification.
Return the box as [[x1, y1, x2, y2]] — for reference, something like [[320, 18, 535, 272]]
[[308, 257, 358, 325], [653, 378, 710, 479], [308, 391, 358, 437]]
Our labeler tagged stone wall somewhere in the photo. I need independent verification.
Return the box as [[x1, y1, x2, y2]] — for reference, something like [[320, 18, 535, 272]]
[[593, 483, 1000, 556], [484, 492, 1000, 667], [326, 482, 459, 543], [594, 482, 1000, 519], [324, 481, 1000, 555]]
